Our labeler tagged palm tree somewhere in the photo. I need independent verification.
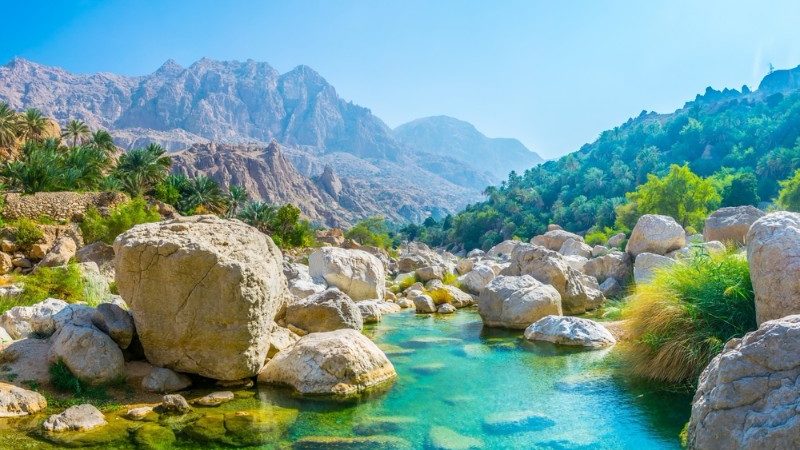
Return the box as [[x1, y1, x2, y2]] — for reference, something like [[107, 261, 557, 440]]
[[87, 129, 116, 154], [62, 119, 91, 147], [18, 108, 48, 142], [183, 175, 227, 214], [1, 139, 62, 193], [0, 102, 19, 148], [115, 143, 172, 196], [238, 201, 276, 232], [226, 185, 248, 218]]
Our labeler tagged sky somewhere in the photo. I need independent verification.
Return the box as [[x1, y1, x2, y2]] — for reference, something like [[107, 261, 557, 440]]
[[2, 0, 800, 159]]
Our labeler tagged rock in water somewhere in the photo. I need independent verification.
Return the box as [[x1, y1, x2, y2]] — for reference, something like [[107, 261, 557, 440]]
[[478, 275, 562, 329], [43, 404, 106, 432], [687, 315, 800, 449], [703, 206, 764, 245], [285, 288, 364, 332], [746, 211, 800, 324], [257, 329, 396, 397], [0, 382, 47, 417], [625, 214, 685, 257], [114, 216, 288, 380], [524, 315, 616, 348], [309, 247, 386, 301]]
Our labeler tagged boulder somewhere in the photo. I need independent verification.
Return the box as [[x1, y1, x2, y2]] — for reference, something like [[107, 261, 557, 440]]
[[456, 259, 474, 275], [478, 275, 562, 329], [91, 303, 134, 349], [0, 297, 68, 339], [746, 212, 800, 324], [437, 304, 456, 314], [531, 230, 583, 251], [687, 315, 800, 450], [356, 300, 382, 324], [0, 382, 47, 417], [625, 214, 686, 256], [703, 206, 764, 245], [114, 216, 288, 381], [486, 240, 520, 260], [523, 315, 616, 348], [413, 294, 436, 314], [309, 247, 386, 301], [502, 244, 604, 314], [193, 391, 234, 407], [157, 394, 192, 414], [583, 251, 632, 284], [416, 265, 445, 282], [591, 245, 609, 257], [267, 324, 300, 357], [285, 288, 363, 332], [75, 241, 116, 282], [599, 278, 622, 297], [0, 252, 12, 275], [633, 252, 675, 284], [562, 255, 588, 272], [37, 236, 77, 268], [0, 338, 52, 384], [559, 238, 592, 258], [466, 249, 485, 259], [43, 404, 106, 432], [457, 264, 496, 294], [48, 324, 125, 386], [142, 367, 192, 393], [547, 224, 563, 231], [257, 329, 396, 397], [606, 233, 626, 248], [285, 263, 326, 299]]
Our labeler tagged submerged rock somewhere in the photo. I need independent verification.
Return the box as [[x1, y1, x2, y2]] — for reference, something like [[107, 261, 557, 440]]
[[428, 426, 484, 450], [309, 247, 386, 301], [258, 329, 396, 397], [687, 315, 800, 449], [114, 215, 288, 381], [0, 382, 47, 417], [293, 435, 412, 449], [524, 315, 616, 348], [194, 391, 235, 407], [482, 410, 555, 434], [43, 404, 106, 432], [353, 416, 417, 435], [478, 275, 562, 329]]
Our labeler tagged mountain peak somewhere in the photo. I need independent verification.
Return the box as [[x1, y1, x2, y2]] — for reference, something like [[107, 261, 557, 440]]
[[156, 58, 184, 75], [758, 64, 800, 94]]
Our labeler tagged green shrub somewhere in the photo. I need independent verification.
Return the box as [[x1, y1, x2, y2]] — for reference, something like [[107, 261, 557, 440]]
[[238, 202, 315, 248], [49, 360, 109, 400], [441, 272, 463, 290], [9, 218, 43, 250], [1, 264, 90, 314], [777, 168, 800, 211], [345, 217, 393, 250], [397, 273, 419, 291], [584, 226, 626, 246], [622, 251, 756, 385], [81, 197, 160, 244]]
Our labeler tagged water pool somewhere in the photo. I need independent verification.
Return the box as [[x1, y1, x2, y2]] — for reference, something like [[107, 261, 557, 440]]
[[1, 309, 690, 449]]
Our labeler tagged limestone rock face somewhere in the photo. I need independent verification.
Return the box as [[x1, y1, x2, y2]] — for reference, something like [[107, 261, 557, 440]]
[[532, 230, 583, 251], [478, 275, 562, 329], [257, 329, 396, 397], [285, 288, 363, 333], [633, 252, 675, 284], [48, 324, 125, 386], [746, 212, 800, 324], [43, 404, 106, 432], [0, 382, 47, 418], [114, 215, 288, 380], [309, 247, 386, 301], [687, 315, 800, 450], [703, 206, 764, 245], [502, 244, 604, 314], [523, 316, 616, 348], [0, 298, 68, 340], [583, 251, 632, 284], [625, 214, 686, 257]]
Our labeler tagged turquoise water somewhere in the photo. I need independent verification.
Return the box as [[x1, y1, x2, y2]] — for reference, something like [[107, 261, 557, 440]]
[[2, 309, 690, 449]]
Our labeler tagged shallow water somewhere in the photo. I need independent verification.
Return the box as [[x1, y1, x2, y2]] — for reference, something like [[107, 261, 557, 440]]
[[1, 309, 690, 449]]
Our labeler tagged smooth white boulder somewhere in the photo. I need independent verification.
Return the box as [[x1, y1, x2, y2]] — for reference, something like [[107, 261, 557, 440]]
[[478, 275, 562, 329], [48, 324, 125, 386], [524, 315, 616, 348], [625, 214, 686, 257], [309, 247, 386, 301], [43, 404, 106, 432], [0, 382, 47, 418], [285, 288, 363, 332], [703, 205, 764, 245]]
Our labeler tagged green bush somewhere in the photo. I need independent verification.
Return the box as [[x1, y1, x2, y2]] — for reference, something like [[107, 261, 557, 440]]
[[80, 197, 160, 244], [584, 226, 625, 246], [345, 216, 394, 250], [49, 360, 109, 400], [622, 251, 756, 385], [777, 168, 800, 211], [9, 218, 43, 250], [0, 264, 90, 314], [238, 202, 315, 248]]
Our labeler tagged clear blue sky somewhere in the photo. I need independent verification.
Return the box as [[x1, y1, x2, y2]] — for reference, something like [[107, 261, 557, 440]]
[[2, 0, 800, 158]]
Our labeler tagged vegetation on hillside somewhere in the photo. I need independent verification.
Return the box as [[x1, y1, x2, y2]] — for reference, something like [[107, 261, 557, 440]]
[[409, 89, 800, 250], [622, 251, 756, 385], [80, 198, 162, 244], [0, 264, 95, 314]]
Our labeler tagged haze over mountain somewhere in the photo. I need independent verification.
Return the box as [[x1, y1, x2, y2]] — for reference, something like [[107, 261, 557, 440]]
[[0, 57, 543, 225]]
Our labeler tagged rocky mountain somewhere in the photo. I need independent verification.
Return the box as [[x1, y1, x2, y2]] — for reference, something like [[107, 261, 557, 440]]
[[0, 57, 542, 223], [394, 116, 543, 183]]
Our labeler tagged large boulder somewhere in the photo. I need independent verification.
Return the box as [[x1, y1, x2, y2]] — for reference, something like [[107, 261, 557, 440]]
[[625, 214, 686, 257], [477, 275, 562, 329], [583, 251, 632, 284], [746, 212, 800, 324], [91, 303, 134, 349], [309, 247, 386, 301], [0, 298, 68, 340], [0, 338, 52, 384], [412, 294, 436, 314], [486, 240, 520, 260], [285, 288, 364, 333], [502, 244, 604, 314], [284, 263, 326, 299], [703, 206, 764, 246], [559, 238, 592, 258], [142, 367, 192, 393], [48, 324, 125, 386], [114, 215, 288, 381], [37, 236, 78, 268], [43, 404, 106, 432], [257, 329, 396, 397], [633, 252, 675, 284], [523, 315, 616, 348], [458, 264, 497, 294], [531, 230, 583, 251], [0, 382, 47, 417], [687, 315, 800, 449]]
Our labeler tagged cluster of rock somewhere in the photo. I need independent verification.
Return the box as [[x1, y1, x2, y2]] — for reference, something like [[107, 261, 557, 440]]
[[0, 222, 88, 276]]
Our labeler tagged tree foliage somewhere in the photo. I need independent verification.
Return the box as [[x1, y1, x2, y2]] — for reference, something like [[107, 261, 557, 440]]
[[777, 169, 800, 211]]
